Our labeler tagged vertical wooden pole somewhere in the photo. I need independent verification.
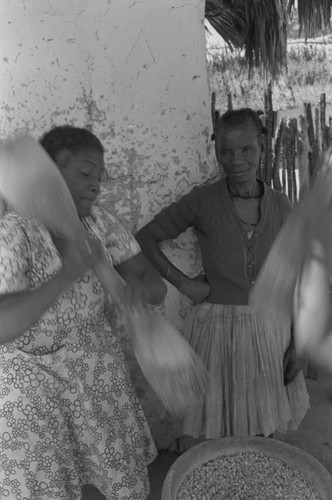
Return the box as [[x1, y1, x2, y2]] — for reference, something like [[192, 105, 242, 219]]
[[315, 107, 321, 157], [264, 82, 274, 187], [272, 119, 284, 193], [211, 91, 217, 133], [286, 119, 297, 204], [305, 102, 317, 182], [328, 117, 332, 148], [291, 118, 298, 203], [297, 114, 310, 196], [281, 120, 288, 196], [227, 92, 233, 111], [320, 93, 327, 152]]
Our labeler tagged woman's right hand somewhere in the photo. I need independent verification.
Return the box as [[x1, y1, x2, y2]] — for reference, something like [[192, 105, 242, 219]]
[[52, 235, 100, 283], [180, 274, 211, 304]]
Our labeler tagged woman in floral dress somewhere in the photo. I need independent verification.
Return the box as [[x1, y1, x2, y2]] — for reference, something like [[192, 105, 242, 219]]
[[0, 125, 167, 499]]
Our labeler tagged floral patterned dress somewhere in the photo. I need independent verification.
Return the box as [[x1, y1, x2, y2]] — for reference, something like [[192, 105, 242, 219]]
[[0, 207, 157, 500]]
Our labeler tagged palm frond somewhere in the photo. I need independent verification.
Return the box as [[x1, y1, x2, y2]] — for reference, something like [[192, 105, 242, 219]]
[[205, 0, 247, 49], [205, 0, 288, 78], [205, 0, 332, 78], [247, 0, 288, 78], [289, 0, 332, 38]]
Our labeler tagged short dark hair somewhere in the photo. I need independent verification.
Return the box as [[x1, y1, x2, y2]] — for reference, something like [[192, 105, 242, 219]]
[[39, 125, 104, 161], [212, 108, 267, 141]]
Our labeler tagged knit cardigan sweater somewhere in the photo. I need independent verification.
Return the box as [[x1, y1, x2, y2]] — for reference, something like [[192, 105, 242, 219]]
[[153, 177, 292, 305]]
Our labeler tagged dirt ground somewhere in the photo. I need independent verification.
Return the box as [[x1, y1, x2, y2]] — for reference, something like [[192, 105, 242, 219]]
[[148, 370, 332, 499]]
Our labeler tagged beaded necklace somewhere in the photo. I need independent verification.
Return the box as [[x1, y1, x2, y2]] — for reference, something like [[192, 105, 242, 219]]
[[227, 180, 262, 228], [239, 218, 257, 227]]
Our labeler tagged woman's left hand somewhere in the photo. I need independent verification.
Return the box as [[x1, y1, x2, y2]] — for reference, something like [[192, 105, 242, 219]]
[[283, 340, 301, 386], [121, 275, 146, 309], [115, 252, 167, 306]]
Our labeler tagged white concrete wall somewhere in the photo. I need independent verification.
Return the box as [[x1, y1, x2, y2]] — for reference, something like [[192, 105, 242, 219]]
[[0, 0, 217, 323], [0, 0, 217, 445]]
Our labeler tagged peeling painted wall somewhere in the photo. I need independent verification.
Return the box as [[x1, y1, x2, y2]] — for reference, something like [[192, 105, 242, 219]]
[[0, 0, 217, 445], [0, 0, 217, 324]]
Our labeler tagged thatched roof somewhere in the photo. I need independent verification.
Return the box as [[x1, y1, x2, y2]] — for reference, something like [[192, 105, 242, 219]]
[[205, 0, 332, 78]]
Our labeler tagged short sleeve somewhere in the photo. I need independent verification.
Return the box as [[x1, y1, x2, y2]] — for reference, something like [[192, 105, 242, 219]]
[[0, 214, 30, 294], [153, 186, 201, 239], [94, 208, 141, 266]]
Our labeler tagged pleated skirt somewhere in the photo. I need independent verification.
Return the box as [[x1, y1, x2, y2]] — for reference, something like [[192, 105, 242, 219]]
[[181, 303, 310, 439]]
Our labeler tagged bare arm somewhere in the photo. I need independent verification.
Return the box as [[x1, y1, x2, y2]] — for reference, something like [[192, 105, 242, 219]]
[[115, 251, 167, 305], [0, 271, 76, 344], [0, 236, 98, 344], [135, 221, 210, 303], [136, 221, 187, 289]]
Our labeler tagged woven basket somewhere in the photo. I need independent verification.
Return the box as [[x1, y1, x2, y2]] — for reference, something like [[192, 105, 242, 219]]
[[161, 437, 332, 500]]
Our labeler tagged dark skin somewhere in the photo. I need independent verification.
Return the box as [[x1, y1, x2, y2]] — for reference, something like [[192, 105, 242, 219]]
[[0, 147, 166, 344], [135, 219, 211, 304], [284, 325, 301, 386], [56, 147, 167, 306], [136, 121, 265, 303], [136, 119, 299, 385]]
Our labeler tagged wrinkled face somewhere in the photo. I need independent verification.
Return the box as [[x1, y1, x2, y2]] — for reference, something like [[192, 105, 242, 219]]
[[215, 120, 263, 185], [57, 148, 105, 217]]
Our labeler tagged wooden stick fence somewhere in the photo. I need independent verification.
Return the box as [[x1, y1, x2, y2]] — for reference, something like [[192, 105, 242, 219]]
[[266, 92, 332, 200], [217, 91, 332, 202]]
